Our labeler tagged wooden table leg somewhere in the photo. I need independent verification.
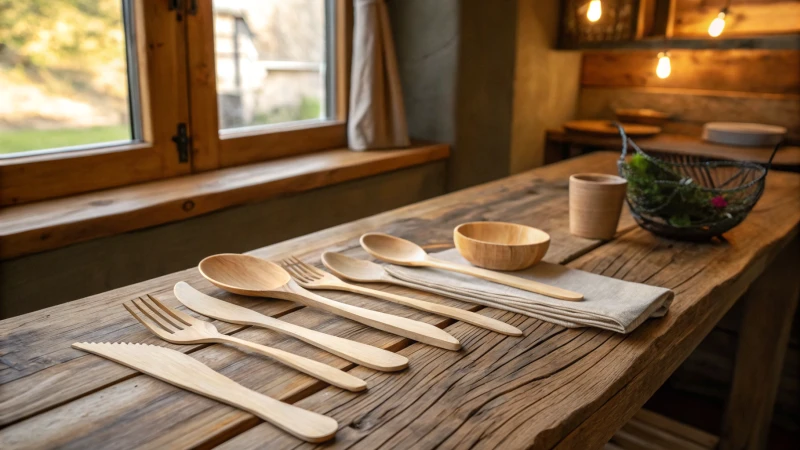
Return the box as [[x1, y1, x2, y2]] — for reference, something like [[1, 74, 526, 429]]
[[719, 237, 800, 450]]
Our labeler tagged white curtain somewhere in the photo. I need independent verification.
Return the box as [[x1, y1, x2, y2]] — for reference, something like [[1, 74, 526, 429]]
[[347, 0, 410, 150]]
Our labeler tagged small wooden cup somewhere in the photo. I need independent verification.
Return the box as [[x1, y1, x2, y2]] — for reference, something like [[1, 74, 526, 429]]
[[569, 173, 628, 240], [454, 222, 550, 271]]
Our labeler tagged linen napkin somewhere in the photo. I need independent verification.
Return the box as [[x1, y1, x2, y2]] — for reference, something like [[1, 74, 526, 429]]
[[385, 249, 673, 334]]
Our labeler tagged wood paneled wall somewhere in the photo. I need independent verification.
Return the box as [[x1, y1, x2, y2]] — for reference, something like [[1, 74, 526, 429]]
[[578, 49, 800, 141], [673, 0, 800, 37]]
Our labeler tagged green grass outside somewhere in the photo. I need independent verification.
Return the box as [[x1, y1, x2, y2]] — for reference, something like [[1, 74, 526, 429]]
[[0, 125, 131, 155]]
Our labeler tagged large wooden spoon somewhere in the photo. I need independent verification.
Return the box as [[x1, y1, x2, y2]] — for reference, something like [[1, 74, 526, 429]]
[[320, 252, 522, 336], [359, 233, 583, 301], [198, 254, 461, 350]]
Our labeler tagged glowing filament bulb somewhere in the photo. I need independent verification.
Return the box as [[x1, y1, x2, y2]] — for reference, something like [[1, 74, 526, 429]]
[[587, 1, 602, 22], [708, 11, 726, 37], [656, 52, 671, 79]]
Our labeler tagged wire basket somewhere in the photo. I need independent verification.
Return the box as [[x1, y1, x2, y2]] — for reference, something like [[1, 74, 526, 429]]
[[614, 123, 780, 240]]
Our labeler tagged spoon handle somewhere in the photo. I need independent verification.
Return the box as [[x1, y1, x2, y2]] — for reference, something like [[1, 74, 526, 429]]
[[283, 283, 461, 351], [424, 257, 584, 301], [338, 283, 522, 336], [215, 334, 367, 392]]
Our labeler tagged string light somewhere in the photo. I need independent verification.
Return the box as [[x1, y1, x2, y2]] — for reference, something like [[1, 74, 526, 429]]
[[708, 8, 728, 37], [587, 0, 602, 22], [656, 52, 671, 79], [708, 2, 731, 37]]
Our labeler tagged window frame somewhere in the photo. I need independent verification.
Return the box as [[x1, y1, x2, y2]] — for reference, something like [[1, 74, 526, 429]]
[[0, 0, 349, 206], [186, 0, 349, 172], [0, 0, 192, 206]]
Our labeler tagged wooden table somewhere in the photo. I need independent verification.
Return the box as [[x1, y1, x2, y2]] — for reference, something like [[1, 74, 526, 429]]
[[545, 129, 800, 172], [1, 152, 798, 449]]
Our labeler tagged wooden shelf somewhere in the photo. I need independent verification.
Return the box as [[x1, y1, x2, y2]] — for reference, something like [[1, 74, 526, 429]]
[[0, 144, 449, 260], [546, 129, 800, 168], [560, 34, 800, 51]]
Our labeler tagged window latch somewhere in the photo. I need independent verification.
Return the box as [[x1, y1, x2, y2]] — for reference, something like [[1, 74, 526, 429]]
[[168, 0, 184, 21], [168, 0, 196, 19], [172, 123, 191, 163]]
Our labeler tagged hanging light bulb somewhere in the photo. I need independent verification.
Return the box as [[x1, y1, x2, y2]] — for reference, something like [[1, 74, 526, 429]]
[[656, 52, 671, 79], [587, 0, 602, 22], [708, 7, 728, 37]]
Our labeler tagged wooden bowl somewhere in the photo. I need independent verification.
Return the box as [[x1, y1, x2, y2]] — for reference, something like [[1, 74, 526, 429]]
[[454, 222, 550, 271]]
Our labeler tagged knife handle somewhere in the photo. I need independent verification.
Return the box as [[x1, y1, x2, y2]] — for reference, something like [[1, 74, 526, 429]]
[[280, 281, 461, 351], [72, 342, 338, 443], [243, 315, 408, 372], [216, 334, 367, 392]]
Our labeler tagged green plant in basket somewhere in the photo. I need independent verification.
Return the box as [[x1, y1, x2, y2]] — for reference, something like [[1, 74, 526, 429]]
[[624, 153, 729, 228], [613, 122, 773, 240]]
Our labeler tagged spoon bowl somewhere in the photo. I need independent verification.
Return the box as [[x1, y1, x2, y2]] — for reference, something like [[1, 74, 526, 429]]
[[359, 233, 583, 301], [198, 253, 463, 349], [359, 233, 428, 266], [199, 254, 290, 295], [321, 252, 390, 282]]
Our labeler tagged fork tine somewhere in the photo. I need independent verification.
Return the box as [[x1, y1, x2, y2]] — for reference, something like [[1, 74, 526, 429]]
[[297, 258, 326, 278], [136, 297, 183, 331], [130, 299, 179, 333], [289, 256, 323, 280], [281, 260, 311, 283], [147, 294, 195, 326], [124, 302, 173, 338]]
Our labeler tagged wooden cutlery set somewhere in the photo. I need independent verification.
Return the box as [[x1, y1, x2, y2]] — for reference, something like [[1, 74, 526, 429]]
[[73, 227, 579, 442]]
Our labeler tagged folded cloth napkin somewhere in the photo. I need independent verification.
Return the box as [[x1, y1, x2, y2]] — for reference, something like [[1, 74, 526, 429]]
[[385, 249, 673, 334]]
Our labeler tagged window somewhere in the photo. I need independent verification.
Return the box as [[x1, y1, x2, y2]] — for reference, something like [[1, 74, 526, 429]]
[[0, 0, 134, 157], [213, 0, 328, 130], [0, 0, 347, 206]]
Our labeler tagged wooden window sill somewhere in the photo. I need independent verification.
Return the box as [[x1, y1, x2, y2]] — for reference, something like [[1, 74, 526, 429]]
[[0, 143, 450, 260]]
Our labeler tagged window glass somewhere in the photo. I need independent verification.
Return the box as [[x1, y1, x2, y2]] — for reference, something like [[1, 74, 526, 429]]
[[213, 0, 328, 131], [0, 0, 135, 157]]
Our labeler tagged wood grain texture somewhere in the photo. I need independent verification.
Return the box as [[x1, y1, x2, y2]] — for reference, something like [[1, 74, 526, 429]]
[[0, 144, 450, 260], [607, 409, 719, 449], [219, 121, 347, 168], [673, 0, 800, 37], [219, 180, 800, 449], [577, 87, 800, 141], [719, 239, 800, 450], [2, 152, 798, 449], [0, 152, 629, 430], [186, 0, 221, 172], [453, 221, 550, 271], [581, 49, 800, 94], [70, 342, 339, 443]]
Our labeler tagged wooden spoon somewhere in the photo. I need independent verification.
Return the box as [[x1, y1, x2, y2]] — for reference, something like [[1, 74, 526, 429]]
[[359, 233, 583, 301], [285, 256, 522, 336], [198, 254, 461, 350]]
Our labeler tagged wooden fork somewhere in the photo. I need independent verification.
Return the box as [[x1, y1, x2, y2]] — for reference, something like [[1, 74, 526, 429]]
[[279, 257, 523, 336], [124, 295, 367, 392]]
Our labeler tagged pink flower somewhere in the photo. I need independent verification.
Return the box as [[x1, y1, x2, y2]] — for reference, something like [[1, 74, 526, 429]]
[[711, 195, 728, 209]]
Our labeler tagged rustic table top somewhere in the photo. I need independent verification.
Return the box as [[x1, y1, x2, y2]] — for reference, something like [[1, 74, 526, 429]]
[[1, 152, 799, 449]]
